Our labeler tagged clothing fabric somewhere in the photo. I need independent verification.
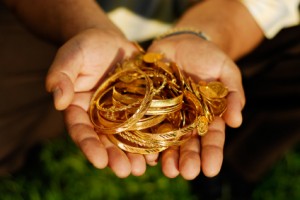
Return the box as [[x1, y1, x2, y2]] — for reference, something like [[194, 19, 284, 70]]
[[0, 5, 64, 175], [240, 0, 300, 38], [97, 0, 300, 41], [97, 0, 193, 41], [226, 25, 300, 182]]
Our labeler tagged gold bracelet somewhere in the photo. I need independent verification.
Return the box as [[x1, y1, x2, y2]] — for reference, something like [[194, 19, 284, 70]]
[[155, 27, 210, 41], [90, 68, 154, 134], [89, 52, 228, 154], [107, 134, 169, 154]]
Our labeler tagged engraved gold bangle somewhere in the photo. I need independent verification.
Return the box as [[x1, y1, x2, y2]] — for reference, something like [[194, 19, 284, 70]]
[[89, 52, 228, 154], [107, 134, 168, 154], [89, 68, 154, 134]]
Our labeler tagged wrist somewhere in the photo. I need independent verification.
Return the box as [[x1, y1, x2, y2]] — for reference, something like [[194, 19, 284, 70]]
[[174, 0, 264, 60], [59, 1, 125, 42], [62, 25, 125, 43]]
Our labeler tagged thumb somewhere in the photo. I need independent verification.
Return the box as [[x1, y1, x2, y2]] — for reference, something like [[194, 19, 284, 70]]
[[45, 40, 84, 110], [46, 70, 74, 110]]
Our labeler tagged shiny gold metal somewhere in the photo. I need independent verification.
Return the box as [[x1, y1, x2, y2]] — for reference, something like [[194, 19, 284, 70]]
[[199, 81, 228, 99], [89, 52, 228, 154], [143, 52, 163, 63]]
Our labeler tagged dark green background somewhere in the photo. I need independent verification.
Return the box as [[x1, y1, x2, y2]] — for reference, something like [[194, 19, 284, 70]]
[[0, 134, 299, 200]]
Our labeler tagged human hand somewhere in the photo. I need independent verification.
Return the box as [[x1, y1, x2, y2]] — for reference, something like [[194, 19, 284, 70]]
[[147, 33, 245, 180], [46, 28, 152, 177]]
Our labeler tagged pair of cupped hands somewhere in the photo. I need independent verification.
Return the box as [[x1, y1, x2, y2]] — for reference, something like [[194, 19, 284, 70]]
[[46, 28, 245, 180]]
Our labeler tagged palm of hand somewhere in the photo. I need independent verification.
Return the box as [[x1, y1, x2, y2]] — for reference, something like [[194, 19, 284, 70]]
[[46, 29, 150, 178], [147, 35, 245, 179], [46, 30, 245, 180]]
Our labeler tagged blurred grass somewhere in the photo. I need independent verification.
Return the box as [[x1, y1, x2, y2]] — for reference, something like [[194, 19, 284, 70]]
[[0, 135, 196, 200], [252, 145, 300, 200], [0, 134, 299, 200]]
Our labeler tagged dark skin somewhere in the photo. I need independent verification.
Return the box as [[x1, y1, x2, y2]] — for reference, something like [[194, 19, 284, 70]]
[[3, 0, 264, 179]]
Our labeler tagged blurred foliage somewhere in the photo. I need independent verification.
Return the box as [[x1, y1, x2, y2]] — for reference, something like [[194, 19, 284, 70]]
[[0, 134, 299, 200], [0, 136, 196, 200], [252, 145, 300, 200]]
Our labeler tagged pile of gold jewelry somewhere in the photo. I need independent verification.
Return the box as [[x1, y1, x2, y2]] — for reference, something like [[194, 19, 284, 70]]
[[89, 52, 228, 154]]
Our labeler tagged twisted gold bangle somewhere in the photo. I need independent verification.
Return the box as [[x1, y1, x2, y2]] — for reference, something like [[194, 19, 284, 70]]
[[89, 52, 228, 154]]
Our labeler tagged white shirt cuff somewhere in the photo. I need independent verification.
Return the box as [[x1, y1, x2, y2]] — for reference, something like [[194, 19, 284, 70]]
[[240, 0, 300, 38]]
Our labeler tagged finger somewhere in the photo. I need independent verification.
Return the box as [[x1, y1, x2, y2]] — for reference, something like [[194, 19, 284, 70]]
[[127, 153, 147, 176], [179, 132, 201, 180], [99, 135, 131, 178], [69, 92, 93, 111], [200, 117, 225, 177], [46, 71, 75, 110], [219, 58, 245, 127], [161, 147, 180, 178], [68, 90, 132, 178], [46, 43, 83, 110], [144, 153, 159, 166], [224, 91, 244, 127], [65, 105, 108, 169]]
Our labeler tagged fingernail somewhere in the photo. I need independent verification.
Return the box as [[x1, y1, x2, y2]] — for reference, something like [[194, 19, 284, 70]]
[[53, 87, 62, 101], [147, 161, 158, 166]]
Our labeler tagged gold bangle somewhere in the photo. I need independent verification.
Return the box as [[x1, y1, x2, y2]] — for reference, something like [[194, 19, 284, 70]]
[[107, 134, 168, 154], [156, 27, 210, 41], [89, 52, 228, 154], [89, 68, 154, 134]]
